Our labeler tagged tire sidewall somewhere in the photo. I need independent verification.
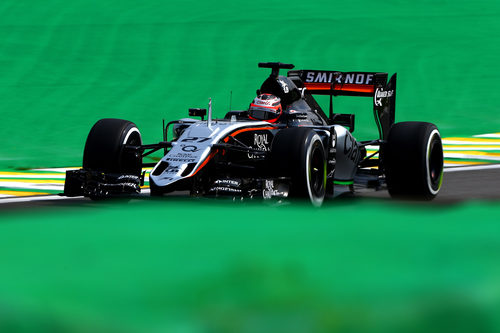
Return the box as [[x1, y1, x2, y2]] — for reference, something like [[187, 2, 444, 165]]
[[83, 118, 142, 175], [425, 128, 443, 195], [272, 127, 327, 205], [303, 132, 326, 206], [118, 124, 142, 174], [384, 121, 443, 199]]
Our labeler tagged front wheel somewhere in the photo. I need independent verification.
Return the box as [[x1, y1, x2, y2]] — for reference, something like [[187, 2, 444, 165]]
[[272, 128, 327, 206], [383, 121, 444, 200], [83, 118, 143, 176]]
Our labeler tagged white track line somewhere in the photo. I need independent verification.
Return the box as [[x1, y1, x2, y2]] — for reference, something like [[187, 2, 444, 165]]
[[444, 164, 500, 173], [0, 174, 66, 179], [474, 133, 500, 138], [32, 167, 79, 172], [443, 140, 500, 145], [0, 195, 80, 204], [444, 153, 500, 161], [0, 182, 63, 191], [443, 146, 500, 151]]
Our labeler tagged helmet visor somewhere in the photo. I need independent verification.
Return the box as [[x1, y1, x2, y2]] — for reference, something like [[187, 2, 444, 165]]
[[249, 106, 280, 120]]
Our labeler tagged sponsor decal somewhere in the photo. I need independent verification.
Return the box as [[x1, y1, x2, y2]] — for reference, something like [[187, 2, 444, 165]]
[[262, 179, 288, 199], [278, 79, 289, 93], [120, 182, 140, 188], [248, 133, 270, 159], [374, 87, 394, 107], [209, 186, 242, 194], [254, 133, 269, 148], [166, 157, 197, 163], [169, 152, 195, 158], [166, 152, 199, 163], [254, 100, 273, 106], [262, 179, 274, 199], [345, 73, 374, 85], [343, 133, 361, 163], [181, 145, 198, 152], [214, 179, 241, 187], [117, 175, 140, 181], [306, 71, 331, 83], [305, 71, 374, 85]]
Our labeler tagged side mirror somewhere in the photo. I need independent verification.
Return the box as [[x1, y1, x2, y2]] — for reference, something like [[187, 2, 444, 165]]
[[189, 108, 207, 120], [331, 113, 355, 133]]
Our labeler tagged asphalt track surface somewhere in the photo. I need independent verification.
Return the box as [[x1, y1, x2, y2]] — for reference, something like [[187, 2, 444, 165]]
[[356, 165, 500, 203], [1, 165, 498, 210]]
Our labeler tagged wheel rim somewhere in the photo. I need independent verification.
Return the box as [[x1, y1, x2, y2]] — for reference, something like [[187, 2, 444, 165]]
[[306, 138, 326, 205], [426, 129, 443, 194], [120, 127, 142, 174]]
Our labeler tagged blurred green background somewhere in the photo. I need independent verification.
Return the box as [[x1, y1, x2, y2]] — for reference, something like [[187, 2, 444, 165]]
[[1, 0, 499, 169], [1, 0, 500, 332], [2, 199, 500, 333]]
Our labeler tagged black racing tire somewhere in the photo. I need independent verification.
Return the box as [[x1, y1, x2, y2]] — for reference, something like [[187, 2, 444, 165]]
[[83, 118, 143, 176], [272, 127, 327, 206], [383, 121, 444, 200]]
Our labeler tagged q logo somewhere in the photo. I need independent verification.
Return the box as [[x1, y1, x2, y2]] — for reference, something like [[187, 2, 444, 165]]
[[181, 145, 198, 152]]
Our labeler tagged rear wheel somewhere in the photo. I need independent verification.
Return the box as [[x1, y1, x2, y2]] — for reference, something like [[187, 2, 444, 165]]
[[83, 118, 143, 175], [272, 128, 327, 206], [383, 121, 443, 200]]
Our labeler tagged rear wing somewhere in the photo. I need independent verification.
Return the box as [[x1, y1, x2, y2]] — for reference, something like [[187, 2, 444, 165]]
[[288, 70, 397, 140]]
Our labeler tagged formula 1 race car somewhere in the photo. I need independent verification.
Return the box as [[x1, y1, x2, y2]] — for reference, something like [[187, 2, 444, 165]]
[[63, 62, 444, 205]]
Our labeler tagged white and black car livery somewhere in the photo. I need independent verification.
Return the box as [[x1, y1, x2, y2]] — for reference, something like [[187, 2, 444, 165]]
[[64, 62, 444, 205]]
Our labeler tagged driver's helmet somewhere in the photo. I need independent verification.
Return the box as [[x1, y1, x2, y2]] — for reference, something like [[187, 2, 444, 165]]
[[248, 93, 282, 123]]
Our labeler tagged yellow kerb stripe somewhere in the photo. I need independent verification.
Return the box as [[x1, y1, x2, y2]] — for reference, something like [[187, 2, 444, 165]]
[[0, 191, 51, 196], [445, 151, 500, 157], [0, 179, 65, 184], [444, 160, 486, 165], [443, 145, 500, 149]]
